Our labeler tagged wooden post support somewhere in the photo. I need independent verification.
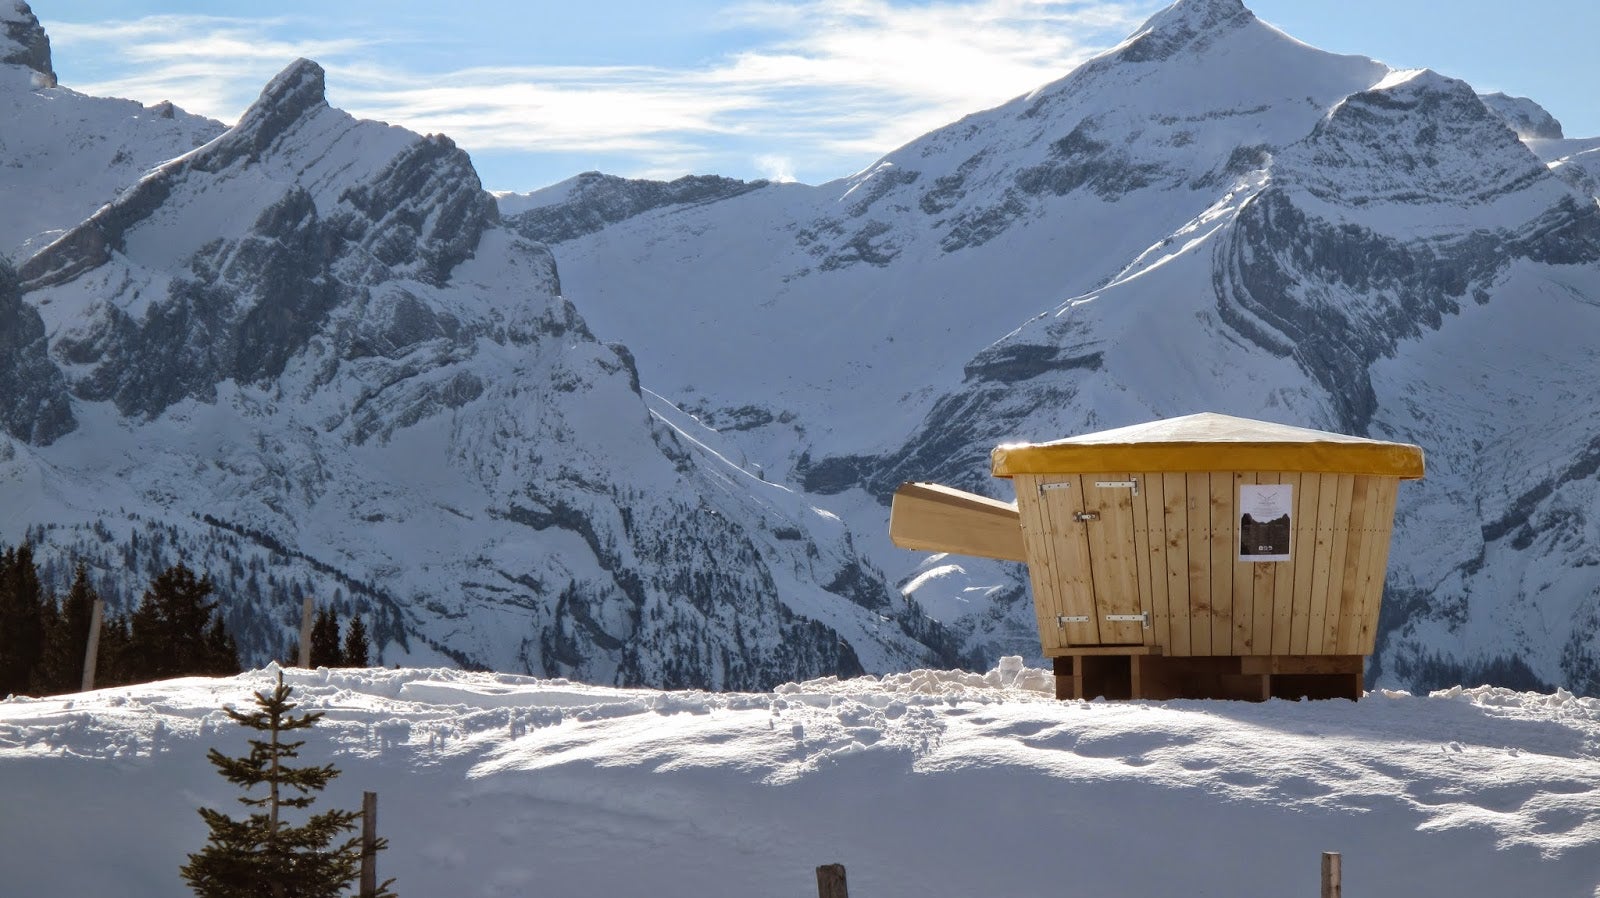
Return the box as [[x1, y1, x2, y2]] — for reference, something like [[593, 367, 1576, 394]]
[[816, 863, 848, 898], [1321, 851, 1341, 898], [80, 599, 104, 693], [360, 791, 377, 898], [298, 596, 314, 668]]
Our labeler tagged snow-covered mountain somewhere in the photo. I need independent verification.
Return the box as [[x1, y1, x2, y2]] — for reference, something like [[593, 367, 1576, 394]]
[[7, 0, 1600, 694], [0, 4, 960, 688], [501, 0, 1600, 691]]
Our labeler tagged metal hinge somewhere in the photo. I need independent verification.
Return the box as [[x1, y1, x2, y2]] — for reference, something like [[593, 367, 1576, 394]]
[[1038, 481, 1072, 496], [1056, 615, 1091, 626], [1104, 613, 1151, 629], [1073, 511, 1100, 523], [1094, 479, 1139, 496]]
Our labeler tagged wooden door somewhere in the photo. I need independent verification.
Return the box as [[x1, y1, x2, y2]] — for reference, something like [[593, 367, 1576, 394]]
[[1028, 474, 1146, 647], [1079, 475, 1146, 645], [1017, 474, 1100, 650]]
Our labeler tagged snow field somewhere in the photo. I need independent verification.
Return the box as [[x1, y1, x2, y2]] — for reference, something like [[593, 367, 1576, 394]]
[[4, 662, 1600, 897]]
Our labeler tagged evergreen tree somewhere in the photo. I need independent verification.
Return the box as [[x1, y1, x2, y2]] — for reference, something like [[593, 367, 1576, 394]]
[[309, 607, 341, 668], [34, 562, 98, 695], [340, 616, 369, 668], [31, 584, 61, 692], [0, 545, 47, 696], [126, 564, 240, 683], [97, 612, 134, 688], [203, 614, 242, 677], [181, 671, 394, 898]]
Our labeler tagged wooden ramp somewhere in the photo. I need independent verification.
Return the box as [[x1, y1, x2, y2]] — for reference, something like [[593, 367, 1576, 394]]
[[889, 482, 1026, 562]]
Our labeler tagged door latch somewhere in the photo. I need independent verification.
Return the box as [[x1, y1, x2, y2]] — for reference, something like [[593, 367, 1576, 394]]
[[1073, 511, 1100, 522]]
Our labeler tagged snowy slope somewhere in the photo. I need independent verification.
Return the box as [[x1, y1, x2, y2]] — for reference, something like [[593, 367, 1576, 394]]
[[5, 665, 1600, 897]]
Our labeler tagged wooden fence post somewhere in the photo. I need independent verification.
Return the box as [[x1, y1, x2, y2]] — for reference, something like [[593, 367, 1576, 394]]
[[1321, 851, 1341, 898], [360, 791, 377, 898], [816, 863, 848, 898], [80, 599, 104, 692], [298, 596, 314, 668]]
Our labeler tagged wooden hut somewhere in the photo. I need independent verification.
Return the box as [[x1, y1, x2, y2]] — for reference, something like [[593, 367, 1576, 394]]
[[890, 413, 1425, 701]]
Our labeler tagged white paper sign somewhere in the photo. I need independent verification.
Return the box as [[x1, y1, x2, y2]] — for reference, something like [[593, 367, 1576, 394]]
[[1239, 483, 1292, 562]]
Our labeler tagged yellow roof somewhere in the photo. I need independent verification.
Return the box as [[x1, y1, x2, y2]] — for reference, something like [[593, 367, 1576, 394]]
[[990, 413, 1425, 479]]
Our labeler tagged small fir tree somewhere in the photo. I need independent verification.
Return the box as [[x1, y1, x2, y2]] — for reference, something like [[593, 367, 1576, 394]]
[[341, 616, 369, 668], [181, 671, 393, 898]]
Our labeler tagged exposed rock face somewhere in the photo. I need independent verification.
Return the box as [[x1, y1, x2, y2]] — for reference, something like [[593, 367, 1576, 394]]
[[502, 172, 766, 245], [0, 258, 73, 444], [334, 135, 498, 286], [0, 1, 52, 79], [53, 186, 342, 418]]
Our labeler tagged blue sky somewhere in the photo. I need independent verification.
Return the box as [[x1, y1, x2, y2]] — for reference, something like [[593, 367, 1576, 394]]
[[32, 0, 1600, 194]]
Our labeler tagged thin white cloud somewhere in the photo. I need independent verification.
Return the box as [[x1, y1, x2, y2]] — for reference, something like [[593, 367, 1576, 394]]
[[756, 154, 798, 183], [43, 1, 1157, 186], [49, 15, 382, 120]]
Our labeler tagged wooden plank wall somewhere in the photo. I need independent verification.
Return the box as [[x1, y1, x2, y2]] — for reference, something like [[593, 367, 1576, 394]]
[[1020, 470, 1401, 658]]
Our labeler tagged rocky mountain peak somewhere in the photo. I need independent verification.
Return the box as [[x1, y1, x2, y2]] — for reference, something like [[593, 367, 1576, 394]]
[[216, 57, 328, 162], [261, 56, 326, 105], [1117, 0, 1253, 63], [1479, 91, 1564, 140], [1286, 68, 1551, 211], [1, 1, 53, 80]]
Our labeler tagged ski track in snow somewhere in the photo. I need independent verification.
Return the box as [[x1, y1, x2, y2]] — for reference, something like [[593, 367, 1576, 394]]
[[4, 663, 1600, 897]]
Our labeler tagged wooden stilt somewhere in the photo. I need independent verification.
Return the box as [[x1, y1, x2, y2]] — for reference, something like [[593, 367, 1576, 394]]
[[1048, 652, 1364, 702]]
